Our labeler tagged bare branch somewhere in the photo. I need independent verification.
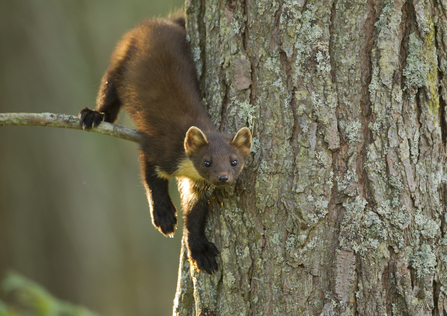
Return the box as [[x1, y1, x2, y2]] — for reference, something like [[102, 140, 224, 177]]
[[0, 112, 143, 144]]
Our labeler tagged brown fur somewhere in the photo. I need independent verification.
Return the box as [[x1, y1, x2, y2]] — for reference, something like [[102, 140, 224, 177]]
[[112, 19, 216, 175], [78, 15, 252, 273]]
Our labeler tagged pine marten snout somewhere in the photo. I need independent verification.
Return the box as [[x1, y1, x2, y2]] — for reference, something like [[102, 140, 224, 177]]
[[78, 14, 252, 273]]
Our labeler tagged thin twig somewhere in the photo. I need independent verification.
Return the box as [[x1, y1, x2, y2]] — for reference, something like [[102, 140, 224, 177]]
[[0, 112, 143, 144]]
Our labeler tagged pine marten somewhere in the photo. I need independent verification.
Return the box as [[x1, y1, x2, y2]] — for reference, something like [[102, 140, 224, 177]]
[[79, 15, 252, 273]]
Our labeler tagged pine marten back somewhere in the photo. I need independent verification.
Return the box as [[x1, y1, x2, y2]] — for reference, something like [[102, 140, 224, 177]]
[[79, 15, 252, 273]]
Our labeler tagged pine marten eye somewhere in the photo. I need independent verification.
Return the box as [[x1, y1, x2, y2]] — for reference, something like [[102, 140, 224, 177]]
[[231, 159, 238, 167], [203, 161, 212, 168]]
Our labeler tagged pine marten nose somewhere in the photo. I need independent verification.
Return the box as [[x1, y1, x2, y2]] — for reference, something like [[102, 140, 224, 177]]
[[217, 174, 229, 183]]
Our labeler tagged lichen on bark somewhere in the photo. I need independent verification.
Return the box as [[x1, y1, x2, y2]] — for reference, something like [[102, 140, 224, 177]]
[[175, 0, 447, 315]]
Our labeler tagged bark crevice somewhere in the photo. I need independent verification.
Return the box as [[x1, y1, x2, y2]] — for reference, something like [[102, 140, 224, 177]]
[[399, 0, 417, 90], [435, 22, 447, 147], [439, 69, 447, 147], [329, 0, 338, 87], [433, 278, 441, 316], [358, 0, 379, 201], [197, 0, 207, 87], [219, 82, 230, 131]]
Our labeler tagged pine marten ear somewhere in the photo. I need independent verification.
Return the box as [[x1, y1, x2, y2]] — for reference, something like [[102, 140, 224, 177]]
[[231, 127, 252, 156], [184, 126, 208, 156]]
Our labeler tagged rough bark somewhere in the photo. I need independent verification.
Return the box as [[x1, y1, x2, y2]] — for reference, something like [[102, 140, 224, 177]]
[[174, 0, 447, 315]]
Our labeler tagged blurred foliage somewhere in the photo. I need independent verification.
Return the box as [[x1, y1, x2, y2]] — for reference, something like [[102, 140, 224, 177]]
[[0, 1, 184, 315], [0, 272, 99, 316]]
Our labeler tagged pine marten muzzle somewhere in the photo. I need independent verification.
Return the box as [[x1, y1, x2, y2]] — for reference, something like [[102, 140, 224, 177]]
[[79, 14, 252, 273]]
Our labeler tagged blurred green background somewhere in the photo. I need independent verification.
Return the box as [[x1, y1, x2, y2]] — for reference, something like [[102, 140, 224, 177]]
[[0, 0, 185, 315]]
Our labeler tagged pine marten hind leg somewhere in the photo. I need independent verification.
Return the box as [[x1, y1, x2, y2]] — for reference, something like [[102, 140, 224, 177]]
[[79, 68, 122, 129]]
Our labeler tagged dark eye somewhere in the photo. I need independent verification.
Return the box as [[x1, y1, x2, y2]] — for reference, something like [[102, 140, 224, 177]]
[[231, 160, 238, 167], [203, 161, 212, 168]]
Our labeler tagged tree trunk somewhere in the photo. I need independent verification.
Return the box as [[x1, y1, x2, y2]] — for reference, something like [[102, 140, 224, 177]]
[[174, 0, 447, 315]]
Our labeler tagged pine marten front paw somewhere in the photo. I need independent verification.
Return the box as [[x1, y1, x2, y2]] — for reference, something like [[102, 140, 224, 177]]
[[79, 107, 105, 129], [152, 203, 177, 237], [188, 240, 219, 274]]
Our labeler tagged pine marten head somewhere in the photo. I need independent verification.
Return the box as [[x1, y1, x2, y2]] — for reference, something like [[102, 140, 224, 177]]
[[184, 127, 252, 186]]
